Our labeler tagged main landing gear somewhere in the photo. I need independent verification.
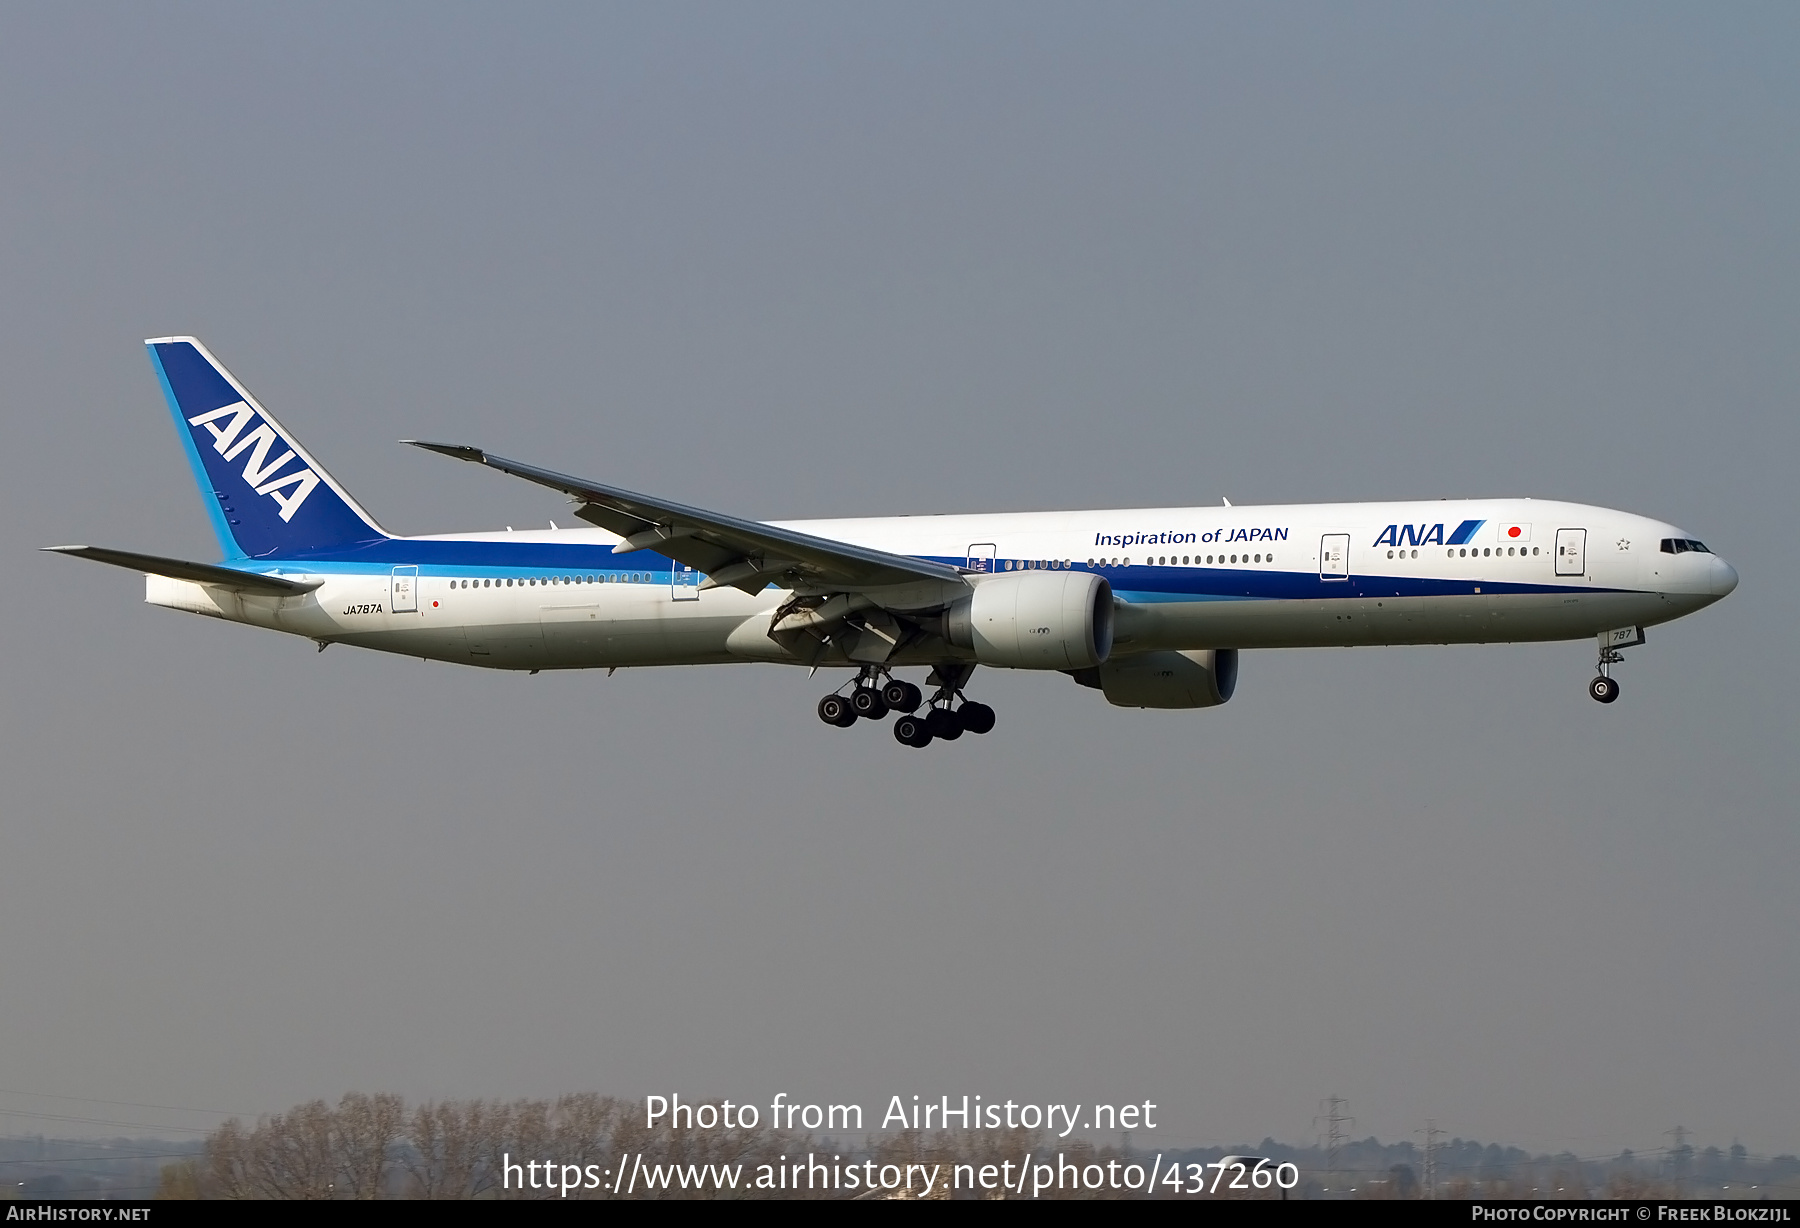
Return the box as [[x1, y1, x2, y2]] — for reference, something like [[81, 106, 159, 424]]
[[816, 665, 995, 748]]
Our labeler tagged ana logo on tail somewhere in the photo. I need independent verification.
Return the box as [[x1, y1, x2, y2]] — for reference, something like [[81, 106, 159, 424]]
[[185, 401, 320, 522]]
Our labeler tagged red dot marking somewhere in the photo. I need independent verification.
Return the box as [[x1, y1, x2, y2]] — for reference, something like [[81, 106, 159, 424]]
[[1508, 526, 1521, 537], [432, 600, 439, 606]]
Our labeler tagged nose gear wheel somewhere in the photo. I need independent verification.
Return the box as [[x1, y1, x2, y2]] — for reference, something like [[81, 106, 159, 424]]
[[1589, 645, 1627, 704]]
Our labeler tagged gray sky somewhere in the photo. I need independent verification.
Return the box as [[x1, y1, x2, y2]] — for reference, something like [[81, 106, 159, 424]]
[[2, 2, 1794, 1156]]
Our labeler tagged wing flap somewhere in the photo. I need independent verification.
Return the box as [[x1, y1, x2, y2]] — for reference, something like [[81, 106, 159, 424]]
[[42, 545, 323, 595]]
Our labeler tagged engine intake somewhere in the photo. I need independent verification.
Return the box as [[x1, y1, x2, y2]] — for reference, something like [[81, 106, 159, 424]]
[[947, 571, 1113, 670]]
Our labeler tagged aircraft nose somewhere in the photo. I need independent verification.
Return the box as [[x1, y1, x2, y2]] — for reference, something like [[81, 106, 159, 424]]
[[1711, 555, 1739, 598]]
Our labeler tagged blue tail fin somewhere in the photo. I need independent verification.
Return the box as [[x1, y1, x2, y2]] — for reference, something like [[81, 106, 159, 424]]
[[147, 338, 388, 559]]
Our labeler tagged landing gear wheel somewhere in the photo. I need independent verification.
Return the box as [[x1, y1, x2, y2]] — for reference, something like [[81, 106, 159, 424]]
[[893, 714, 932, 747], [1589, 675, 1620, 704], [925, 707, 964, 741], [817, 694, 857, 727], [850, 686, 889, 720], [881, 679, 923, 713], [957, 701, 995, 735]]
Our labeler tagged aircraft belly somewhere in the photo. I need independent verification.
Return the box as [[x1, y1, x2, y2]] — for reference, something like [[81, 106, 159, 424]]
[[538, 601, 741, 669], [357, 625, 473, 662], [1117, 589, 1664, 650], [1118, 600, 1325, 650]]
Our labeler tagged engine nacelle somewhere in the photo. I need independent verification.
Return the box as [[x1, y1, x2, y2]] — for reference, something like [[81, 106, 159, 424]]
[[947, 571, 1114, 670], [1085, 648, 1238, 709]]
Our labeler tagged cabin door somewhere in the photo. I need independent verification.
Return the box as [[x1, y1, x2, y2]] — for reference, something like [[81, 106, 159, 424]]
[[390, 565, 418, 613], [1319, 534, 1350, 581], [1555, 528, 1587, 576]]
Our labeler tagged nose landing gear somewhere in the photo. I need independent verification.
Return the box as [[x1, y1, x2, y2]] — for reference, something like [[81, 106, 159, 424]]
[[1588, 626, 1644, 704]]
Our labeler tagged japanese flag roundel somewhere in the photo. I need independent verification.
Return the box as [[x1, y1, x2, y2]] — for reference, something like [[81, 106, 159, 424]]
[[1497, 523, 1531, 542]]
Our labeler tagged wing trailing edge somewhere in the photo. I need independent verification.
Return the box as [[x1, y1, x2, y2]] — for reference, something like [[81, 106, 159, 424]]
[[404, 441, 966, 595]]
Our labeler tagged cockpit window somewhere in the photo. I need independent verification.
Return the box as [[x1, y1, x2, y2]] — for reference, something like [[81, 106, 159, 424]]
[[1660, 538, 1712, 555]]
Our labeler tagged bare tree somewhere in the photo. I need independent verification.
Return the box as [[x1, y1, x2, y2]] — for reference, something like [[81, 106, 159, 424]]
[[334, 1092, 404, 1199], [249, 1099, 337, 1199]]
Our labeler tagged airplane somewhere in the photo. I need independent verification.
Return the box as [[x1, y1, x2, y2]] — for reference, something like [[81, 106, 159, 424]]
[[45, 338, 1739, 747]]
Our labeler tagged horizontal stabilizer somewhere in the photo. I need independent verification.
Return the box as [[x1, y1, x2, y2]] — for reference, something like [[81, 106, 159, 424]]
[[41, 545, 322, 595]]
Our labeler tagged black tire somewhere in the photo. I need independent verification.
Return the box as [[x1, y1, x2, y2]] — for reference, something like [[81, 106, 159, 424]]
[[958, 701, 996, 735], [851, 686, 889, 719], [1589, 676, 1620, 704], [893, 714, 932, 747], [818, 694, 857, 726], [882, 680, 922, 712], [926, 707, 963, 741]]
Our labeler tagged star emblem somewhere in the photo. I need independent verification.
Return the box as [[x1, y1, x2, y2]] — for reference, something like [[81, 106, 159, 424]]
[[1617, 539, 1631, 551]]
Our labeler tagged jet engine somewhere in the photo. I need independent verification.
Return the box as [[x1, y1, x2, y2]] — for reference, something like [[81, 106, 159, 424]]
[[1079, 648, 1239, 708], [946, 571, 1114, 670]]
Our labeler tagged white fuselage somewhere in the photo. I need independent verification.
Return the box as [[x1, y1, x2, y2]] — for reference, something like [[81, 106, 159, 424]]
[[147, 497, 1737, 673]]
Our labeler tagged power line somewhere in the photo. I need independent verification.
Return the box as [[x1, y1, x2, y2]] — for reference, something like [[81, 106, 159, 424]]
[[0, 1150, 198, 1167], [0, 1088, 246, 1116], [0, 1108, 213, 1133]]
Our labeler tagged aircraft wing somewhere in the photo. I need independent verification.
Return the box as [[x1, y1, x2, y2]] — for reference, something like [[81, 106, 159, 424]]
[[406, 442, 966, 595], [41, 545, 325, 595]]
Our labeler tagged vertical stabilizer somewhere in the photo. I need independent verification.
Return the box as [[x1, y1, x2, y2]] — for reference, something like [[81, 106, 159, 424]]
[[146, 337, 389, 559]]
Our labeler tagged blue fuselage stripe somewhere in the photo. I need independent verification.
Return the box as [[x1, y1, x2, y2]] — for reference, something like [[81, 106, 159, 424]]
[[222, 544, 1633, 602]]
